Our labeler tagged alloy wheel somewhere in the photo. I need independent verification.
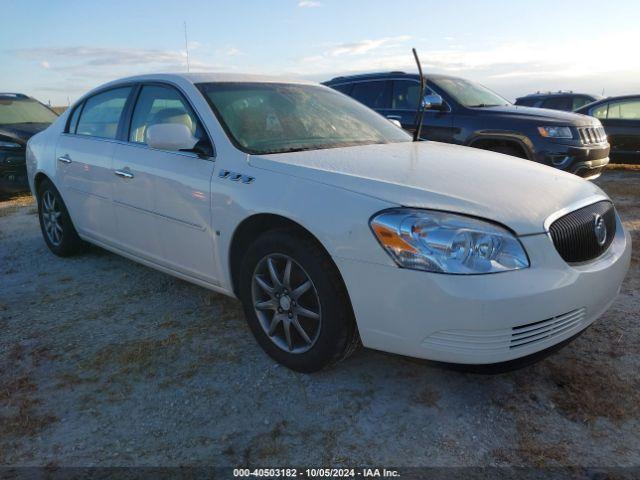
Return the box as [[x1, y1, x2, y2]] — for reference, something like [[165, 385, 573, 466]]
[[42, 190, 63, 247], [251, 254, 322, 353]]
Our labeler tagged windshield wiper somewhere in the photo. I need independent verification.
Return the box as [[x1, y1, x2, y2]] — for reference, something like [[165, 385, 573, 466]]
[[412, 48, 426, 142], [467, 104, 502, 108]]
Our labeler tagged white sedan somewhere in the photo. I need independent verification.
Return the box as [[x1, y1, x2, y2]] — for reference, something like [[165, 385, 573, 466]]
[[26, 73, 631, 372]]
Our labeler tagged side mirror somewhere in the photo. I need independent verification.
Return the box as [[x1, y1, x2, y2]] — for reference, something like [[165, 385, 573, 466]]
[[388, 118, 402, 128], [422, 94, 444, 111], [146, 123, 197, 152]]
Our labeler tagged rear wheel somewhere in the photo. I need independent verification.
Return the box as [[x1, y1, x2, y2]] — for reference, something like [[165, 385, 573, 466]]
[[238, 229, 359, 372], [37, 178, 83, 256]]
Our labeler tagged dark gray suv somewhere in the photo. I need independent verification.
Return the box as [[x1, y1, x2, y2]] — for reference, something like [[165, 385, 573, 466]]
[[324, 72, 610, 179]]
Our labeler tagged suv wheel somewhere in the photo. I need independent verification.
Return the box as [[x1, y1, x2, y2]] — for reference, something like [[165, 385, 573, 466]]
[[37, 179, 84, 256], [238, 229, 359, 372]]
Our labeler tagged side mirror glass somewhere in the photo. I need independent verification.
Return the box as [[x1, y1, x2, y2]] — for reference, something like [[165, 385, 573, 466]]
[[146, 123, 198, 152], [422, 94, 444, 111]]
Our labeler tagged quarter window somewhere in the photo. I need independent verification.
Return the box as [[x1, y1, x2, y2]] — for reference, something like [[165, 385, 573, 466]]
[[129, 85, 206, 149], [67, 104, 83, 134], [76, 87, 132, 139], [350, 81, 390, 109], [591, 103, 608, 119]]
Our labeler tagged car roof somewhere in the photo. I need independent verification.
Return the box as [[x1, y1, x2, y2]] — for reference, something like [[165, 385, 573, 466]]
[[323, 72, 462, 84], [101, 72, 319, 87], [516, 92, 600, 100]]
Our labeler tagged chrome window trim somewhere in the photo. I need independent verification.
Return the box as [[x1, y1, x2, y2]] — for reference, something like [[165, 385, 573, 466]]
[[59, 132, 212, 161], [542, 194, 611, 233], [62, 80, 217, 160]]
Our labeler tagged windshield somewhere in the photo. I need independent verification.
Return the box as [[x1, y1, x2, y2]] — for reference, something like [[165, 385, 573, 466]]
[[0, 97, 58, 125], [431, 78, 510, 108], [197, 82, 411, 154]]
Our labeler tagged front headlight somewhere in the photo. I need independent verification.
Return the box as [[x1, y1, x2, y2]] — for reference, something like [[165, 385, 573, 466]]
[[537, 126, 573, 139], [370, 209, 529, 274]]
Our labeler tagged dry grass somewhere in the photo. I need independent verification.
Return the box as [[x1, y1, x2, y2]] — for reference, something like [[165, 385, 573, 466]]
[[606, 163, 640, 171], [0, 193, 34, 217], [0, 375, 58, 437], [547, 359, 640, 424]]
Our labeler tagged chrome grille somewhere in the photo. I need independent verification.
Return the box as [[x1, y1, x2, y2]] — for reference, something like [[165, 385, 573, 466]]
[[510, 308, 586, 349], [577, 126, 606, 144], [548, 201, 616, 263]]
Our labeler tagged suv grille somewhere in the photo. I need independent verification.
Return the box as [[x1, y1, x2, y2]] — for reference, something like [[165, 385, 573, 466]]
[[548, 201, 616, 263], [577, 126, 607, 144]]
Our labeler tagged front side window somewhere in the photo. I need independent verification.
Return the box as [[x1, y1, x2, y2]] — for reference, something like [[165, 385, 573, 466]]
[[197, 82, 410, 155], [431, 77, 509, 108], [391, 80, 419, 110], [350, 81, 390, 109], [129, 85, 206, 149], [76, 87, 132, 139], [0, 96, 57, 126], [606, 99, 640, 120]]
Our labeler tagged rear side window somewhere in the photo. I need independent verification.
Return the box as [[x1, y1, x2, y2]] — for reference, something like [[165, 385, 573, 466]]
[[541, 97, 571, 110], [350, 81, 390, 109], [129, 85, 206, 148], [572, 96, 593, 110], [76, 87, 132, 139]]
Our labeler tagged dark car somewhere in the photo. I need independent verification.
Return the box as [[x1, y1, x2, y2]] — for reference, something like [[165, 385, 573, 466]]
[[515, 91, 602, 111], [0, 93, 58, 194], [324, 72, 609, 179], [575, 95, 640, 164]]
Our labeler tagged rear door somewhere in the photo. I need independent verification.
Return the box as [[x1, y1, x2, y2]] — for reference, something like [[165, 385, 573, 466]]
[[592, 98, 640, 162], [55, 86, 133, 243], [110, 83, 219, 283]]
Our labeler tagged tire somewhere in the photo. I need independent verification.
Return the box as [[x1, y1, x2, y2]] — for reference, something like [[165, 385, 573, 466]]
[[483, 144, 527, 159], [238, 229, 359, 372], [37, 178, 84, 257]]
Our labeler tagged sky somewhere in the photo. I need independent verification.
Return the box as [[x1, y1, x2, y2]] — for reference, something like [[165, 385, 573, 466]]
[[1, 0, 639, 106]]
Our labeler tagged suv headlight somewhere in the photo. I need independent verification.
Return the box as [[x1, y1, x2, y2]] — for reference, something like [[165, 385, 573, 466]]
[[370, 209, 529, 274], [537, 126, 573, 139], [0, 141, 22, 149]]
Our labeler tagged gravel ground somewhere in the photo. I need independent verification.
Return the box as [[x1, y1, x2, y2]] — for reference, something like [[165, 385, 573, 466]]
[[0, 169, 638, 468]]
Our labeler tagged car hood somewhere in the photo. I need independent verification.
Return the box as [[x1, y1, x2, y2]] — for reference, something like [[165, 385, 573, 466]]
[[0, 123, 52, 144], [478, 105, 596, 126], [249, 141, 606, 236]]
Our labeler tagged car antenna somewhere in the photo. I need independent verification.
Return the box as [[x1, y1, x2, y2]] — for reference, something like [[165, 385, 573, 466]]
[[412, 48, 426, 142]]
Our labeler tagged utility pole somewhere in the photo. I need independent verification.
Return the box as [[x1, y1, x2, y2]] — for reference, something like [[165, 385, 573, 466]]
[[184, 21, 190, 72]]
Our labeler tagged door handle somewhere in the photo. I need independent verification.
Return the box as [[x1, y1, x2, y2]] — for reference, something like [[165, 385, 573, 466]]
[[57, 154, 72, 164], [114, 169, 134, 179]]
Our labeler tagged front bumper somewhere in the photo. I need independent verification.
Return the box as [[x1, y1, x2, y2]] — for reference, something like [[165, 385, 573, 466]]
[[537, 143, 610, 180], [336, 215, 631, 365], [0, 149, 28, 194]]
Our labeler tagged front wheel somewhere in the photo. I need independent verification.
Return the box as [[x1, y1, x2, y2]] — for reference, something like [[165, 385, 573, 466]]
[[37, 178, 84, 257], [238, 229, 359, 372]]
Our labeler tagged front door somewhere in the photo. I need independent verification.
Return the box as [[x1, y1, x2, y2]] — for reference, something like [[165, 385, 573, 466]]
[[111, 84, 219, 284], [379, 80, 455, 142], [597, 98, 640, 162]]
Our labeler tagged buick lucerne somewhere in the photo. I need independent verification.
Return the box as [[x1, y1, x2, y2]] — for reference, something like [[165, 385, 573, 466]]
[[26, 74, 631, 372]]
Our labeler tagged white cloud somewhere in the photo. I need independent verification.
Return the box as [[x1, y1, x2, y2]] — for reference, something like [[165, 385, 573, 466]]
[[298, 0, 322, 7]]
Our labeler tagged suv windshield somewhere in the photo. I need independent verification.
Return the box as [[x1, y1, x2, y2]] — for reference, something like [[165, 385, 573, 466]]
[[0, 97, 58, 125], [197, 82, 410, 154], [431, 78, 509, 108]]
